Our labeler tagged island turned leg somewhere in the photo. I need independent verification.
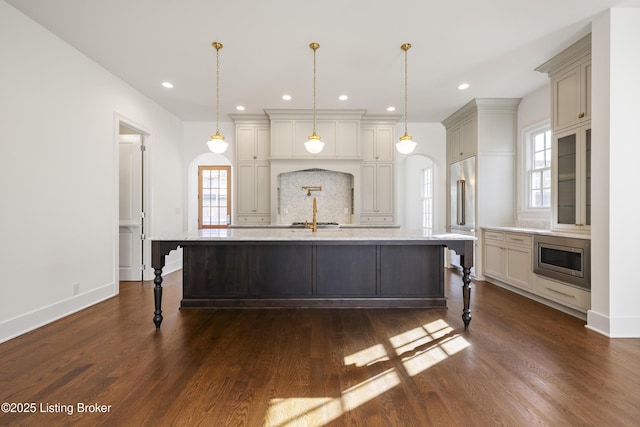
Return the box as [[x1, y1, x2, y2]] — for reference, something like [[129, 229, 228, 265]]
[[153, 268, 163, 328], [460, 255, 472, 329]]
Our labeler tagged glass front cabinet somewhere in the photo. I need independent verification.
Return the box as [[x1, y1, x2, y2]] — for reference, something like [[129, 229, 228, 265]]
[[553, 124, 591, 231]]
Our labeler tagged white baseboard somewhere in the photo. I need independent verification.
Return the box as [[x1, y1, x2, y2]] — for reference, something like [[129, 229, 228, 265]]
[[0, 282, 116, 344], [163, 258, 182, 275], [586, 310, 610, 337], [483, 277, 587, 321], [587, 310, 640, 338]]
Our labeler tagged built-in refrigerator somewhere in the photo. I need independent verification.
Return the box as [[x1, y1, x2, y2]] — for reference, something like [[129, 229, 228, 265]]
[[448, 157, 476, 271]]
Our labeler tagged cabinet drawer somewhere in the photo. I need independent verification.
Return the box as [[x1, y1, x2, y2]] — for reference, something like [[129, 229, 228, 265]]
[[484, 231, 504, 242], [360, 215, 394, 224], [536, 275, 590, 312], [505, 233, 532, 246], [236, 215, 270, 224]]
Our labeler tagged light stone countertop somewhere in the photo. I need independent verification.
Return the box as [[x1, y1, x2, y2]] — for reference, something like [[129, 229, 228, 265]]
[[481, 225, 591, 240], [150, 228, 475, 242]]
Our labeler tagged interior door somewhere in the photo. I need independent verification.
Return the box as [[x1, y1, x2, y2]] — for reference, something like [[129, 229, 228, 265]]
[[119, 134, 143, 281]]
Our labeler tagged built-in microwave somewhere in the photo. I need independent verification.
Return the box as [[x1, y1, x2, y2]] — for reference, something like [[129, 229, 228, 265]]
[[534, 235, 590, 290]]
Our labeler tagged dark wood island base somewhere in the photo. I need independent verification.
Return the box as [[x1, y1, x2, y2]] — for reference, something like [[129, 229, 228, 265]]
[[151, 231, 474, 330]]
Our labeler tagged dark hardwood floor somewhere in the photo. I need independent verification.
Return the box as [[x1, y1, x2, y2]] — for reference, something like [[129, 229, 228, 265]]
[[1, 270, 639, 426]]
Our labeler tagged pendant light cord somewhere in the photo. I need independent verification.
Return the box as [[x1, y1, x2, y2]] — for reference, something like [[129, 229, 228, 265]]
[[404, 44, 409, 135], [313, 44, 317, 134], [216, 44, 221, 135]]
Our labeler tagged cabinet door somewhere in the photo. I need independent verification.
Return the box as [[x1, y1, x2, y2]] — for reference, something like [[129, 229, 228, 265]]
[[582, 61, 591, 123], [554, 67, 581, 130], [255, 164, 270, 214], [505, 247, 532, 290], [361, 164, 376, 213], [449, 117, 476, 161], [361, 127, 376, 161], [553, 58, 590, 131], [461, 117, 477, 158], [237, 126, 256, 162], [553, 125, 590, 231], [376, 164, 394, 214], [237, 164, 255, 214], [449, 124, 463, 161], [376, 127, 394, 162], [255, 127, 270, 161], [484, 243, 505, 279]]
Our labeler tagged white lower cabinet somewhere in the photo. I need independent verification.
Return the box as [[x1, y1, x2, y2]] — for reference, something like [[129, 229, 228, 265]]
[[536, 275, 590, 312], [483, 231, 533, 291], [236, 163, 270, 223], [482, 228, 590, 314]]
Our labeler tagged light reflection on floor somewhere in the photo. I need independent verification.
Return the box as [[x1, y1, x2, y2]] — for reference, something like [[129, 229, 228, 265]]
[[264, 319, 470, 426]]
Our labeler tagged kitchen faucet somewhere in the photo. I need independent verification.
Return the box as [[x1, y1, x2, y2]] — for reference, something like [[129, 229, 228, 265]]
[[305, 197, 318, 232]]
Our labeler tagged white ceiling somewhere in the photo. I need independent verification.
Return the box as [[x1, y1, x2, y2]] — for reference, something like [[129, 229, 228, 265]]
[[6, 0, 639, 122]]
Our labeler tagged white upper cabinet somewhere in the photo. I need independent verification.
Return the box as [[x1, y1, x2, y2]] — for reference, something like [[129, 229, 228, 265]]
[[552, 57, 591, 131], [447, 115, 477, 162], [237, 125, 270, 162], [536, 34, 591, 132], [553, 124, 591, 231], [536, 34, 592, 233], [361, 125, 394, 162]]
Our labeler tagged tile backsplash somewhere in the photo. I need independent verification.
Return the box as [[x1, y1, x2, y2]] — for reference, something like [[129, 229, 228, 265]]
[[278, 169, 353, 224], [515, 218, 551, 229]]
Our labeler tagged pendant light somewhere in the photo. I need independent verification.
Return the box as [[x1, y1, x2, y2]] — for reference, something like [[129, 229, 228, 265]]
[[206, 41, 229, 154], [304, 42, 324, 154], [396, 43, 417, 154]]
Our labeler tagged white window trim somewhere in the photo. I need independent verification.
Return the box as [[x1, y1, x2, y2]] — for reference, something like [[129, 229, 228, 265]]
[[421, 166, 434, 231], [518, 120, 552, 220]]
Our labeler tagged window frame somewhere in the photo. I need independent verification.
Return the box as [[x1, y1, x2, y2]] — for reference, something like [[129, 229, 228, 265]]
[[518, 121, 552, 219], [421, 166, 434, 231], [198, 165, 231, 229], [529, 127, 552, 209]]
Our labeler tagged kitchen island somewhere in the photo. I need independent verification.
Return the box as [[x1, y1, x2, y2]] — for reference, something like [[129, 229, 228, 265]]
[[151, 228, 475, 329]]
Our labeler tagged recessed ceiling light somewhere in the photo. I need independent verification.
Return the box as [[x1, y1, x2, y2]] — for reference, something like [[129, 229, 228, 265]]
[[236, 105, 245, 111], [457, 83, 470, 90], [161, 81, 174, 89], [386, 106, 396, 112], [339, 95, 348, 101], [282, 94, 292, 101]]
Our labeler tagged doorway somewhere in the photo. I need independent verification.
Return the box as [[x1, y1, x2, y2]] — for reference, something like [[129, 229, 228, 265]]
[[118, 124, 145, 281]]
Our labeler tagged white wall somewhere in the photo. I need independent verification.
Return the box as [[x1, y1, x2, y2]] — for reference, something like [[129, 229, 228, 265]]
[[590, 8, 640, 337], [0, 1, 184, 343], [395, 123, 447, 231]]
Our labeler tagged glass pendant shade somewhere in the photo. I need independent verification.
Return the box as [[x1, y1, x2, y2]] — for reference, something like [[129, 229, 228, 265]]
[[396, 132, 417, 154], [304, 132, 324, 154], [207, 131, 228, 154]]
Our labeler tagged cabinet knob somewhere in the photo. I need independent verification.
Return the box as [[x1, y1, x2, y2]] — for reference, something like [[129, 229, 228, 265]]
[[578, 112, 585, 119], [460, 152, 463, 156], [253, 156, 257, 159]]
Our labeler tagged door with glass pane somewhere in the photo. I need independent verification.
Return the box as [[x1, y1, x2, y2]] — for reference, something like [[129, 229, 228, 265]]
[[199, 166, 231, 228], [553, 125, 590, 231]]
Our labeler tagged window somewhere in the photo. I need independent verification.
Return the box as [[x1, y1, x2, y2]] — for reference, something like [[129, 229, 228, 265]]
[[421, 167, 433, 231], [528, 127, 551, 209], [198, 166, 231, 228]]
